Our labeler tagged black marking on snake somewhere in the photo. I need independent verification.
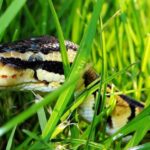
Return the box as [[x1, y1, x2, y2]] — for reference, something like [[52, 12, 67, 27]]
[[120, 94, 144, 108], [0, 36, 77, 54], [107, 116, 113, 128], [107, 84, 144, 108], [0, 57, 65, 75], [83, 68, 98, 87], [128, 105, 136, 121], [33, 69, 38, 80]]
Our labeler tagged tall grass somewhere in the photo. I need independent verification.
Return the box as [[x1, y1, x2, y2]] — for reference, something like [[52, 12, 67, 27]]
[[0, 0, 150, 149]]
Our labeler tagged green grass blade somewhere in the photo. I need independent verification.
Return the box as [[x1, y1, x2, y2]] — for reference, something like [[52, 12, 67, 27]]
[[42, 85, 76, 140], [125, 123, 150, 149], [24, 4, 40, 34], [12, 28, 19, 41], [23, 129, 53, 149], [129, 143, 150, 150], [6, 126, 16, 150], [48, 0, 70, 76], [85, 18, 107, 148], [42, 0, 104, 141], [63, 138, 106, 150], [0, 0, 3, 10], [138, 36, 150, 99], [35, 97, 47, 131], [0, 0, 27, 36]]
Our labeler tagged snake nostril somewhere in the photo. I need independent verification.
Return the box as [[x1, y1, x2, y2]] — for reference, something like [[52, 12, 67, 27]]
[[28, 53, 43, 62]]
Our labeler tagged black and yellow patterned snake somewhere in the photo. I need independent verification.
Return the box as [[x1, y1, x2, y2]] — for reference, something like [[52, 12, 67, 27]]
[[0, 36, 144, 134]]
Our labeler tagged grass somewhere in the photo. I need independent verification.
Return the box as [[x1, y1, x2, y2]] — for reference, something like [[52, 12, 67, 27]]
[[0, 0, 150, 149]]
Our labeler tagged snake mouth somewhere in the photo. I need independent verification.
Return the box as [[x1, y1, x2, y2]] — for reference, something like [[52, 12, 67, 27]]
[[0, 58, 65, 92]]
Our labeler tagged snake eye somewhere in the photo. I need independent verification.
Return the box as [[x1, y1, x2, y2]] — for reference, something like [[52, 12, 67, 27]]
[[28, 53, 43, 62]]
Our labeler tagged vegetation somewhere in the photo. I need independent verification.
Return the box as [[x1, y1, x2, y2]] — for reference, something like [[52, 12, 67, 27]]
[[0, 0, 150, 149]]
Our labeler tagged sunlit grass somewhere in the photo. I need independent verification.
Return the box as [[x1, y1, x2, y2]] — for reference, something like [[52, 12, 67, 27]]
[[0, 0, 150, 149]]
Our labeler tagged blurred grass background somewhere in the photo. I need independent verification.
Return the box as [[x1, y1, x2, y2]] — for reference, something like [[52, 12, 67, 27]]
[[0, 0, 150, 149]]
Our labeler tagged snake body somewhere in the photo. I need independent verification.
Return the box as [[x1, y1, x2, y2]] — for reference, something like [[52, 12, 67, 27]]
[[0, 36, 144, 134]]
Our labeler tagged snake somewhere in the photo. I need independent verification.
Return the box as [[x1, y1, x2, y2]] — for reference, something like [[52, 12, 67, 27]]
[[0, 35, 144, 135]]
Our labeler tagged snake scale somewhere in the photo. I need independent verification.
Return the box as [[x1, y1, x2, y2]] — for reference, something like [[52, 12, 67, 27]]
[[0, 36, 144, 134]]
